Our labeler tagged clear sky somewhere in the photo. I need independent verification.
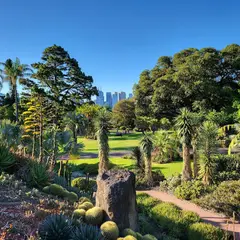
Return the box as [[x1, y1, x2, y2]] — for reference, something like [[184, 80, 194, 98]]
[[1, 0, 240, 95]]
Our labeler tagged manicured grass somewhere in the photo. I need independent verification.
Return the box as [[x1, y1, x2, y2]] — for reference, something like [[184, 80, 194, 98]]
[[78, 132, 143, 153], [67, 157, 182, 178]]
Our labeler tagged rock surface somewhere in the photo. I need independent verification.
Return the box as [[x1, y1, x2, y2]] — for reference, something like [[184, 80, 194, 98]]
[[96, 170, 138, 231]]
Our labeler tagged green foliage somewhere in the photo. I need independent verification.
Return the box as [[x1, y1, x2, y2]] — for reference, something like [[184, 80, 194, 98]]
[[142, 234, 157, 240], [159, 175, 182, 193], [71, 177, 96, 191], [100, 221, 119, 240], [136, 232, 144, 240], [194, 180, 240, 218], [79, 196, 92, 204], [85, 207, 103, 225], [174, 180, 213, 200], [72, 209, 86, 220], [48, 184, 66, 197], [132, 147, 143, 169], [66, 191, 78, 203], [187, 222, 223, 240], [78, 201, 94, 210], [0, 145, 16, 171], [122, 228, 137, 237], [125, 236, 137, 240], [28, 161, 50, 188], [181, 211, 201, 225], [38, 214, 72, 240], [42, 186, 50, 193], [71, 224, 102, 240]]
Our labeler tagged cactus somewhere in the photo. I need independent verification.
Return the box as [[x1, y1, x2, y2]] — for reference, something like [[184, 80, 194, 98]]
[[78, 201, 94, 210], [125, 236, 137, 240], [42, 186, 50, 193], [67, 192, 78, 203], [79, 196, 92, 205], [73, 209, 86, 220], [85, 207, 103, 225], [136, 232, 144, 240], [117, 238, 125, 240], [100, 221, 119, 240], [122, 229, 137, 238], [71, 223, 102, 240], [142, 234, 157, 240]]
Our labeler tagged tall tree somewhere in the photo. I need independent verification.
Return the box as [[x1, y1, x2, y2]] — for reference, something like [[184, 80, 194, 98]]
[[32, 45, 97, 169], [175, 108, 193, 181], [0, 58, 32, 122], [140, 134, 153, 185], [95, 108, 111, 174], [112, 99, 136, 131]]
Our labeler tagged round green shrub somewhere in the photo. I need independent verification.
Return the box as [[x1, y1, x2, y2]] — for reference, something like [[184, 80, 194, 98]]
[[125, 236, 137, 240], [42, 186, 50, 193], [78, 201, 94, 210], [181, 210, 201, 226], [100, 221, 119, 240], [66, 192, 78, 203], [49, 184, 65, 197], [142, 234, 157, 240], [188, 222, 224, 240], [85, 207, 103, 225], [122, 229, 137, 238], [72, 209, 86, 220]]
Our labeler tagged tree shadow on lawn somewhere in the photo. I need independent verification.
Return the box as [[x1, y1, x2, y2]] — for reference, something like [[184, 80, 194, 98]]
[[109, 134, 143, 141]]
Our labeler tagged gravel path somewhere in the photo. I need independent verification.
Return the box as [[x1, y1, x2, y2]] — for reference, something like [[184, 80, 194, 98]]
[[141, 190, 240, 238]]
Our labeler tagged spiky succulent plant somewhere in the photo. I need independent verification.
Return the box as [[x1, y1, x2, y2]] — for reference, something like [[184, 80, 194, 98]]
[[85, 207, 103, 225], [100, 221, 119, 240], [38, 214, 72, 240], [71, 223, 102, 240], [72, 209, 86, 220]]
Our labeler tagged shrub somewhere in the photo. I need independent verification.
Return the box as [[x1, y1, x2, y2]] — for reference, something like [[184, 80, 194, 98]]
[[38, 214, 72, 240], [28, 161, 50, 188], [71, 177, 96, 191], [71, 223, 102, 240], [136, 232, 144, 240], [181, 210, 201, 226], [159, 175, 181, 193], [174, 180, 212, 200], [85, 207, 103, 225], [79, 196, 92, 204], [49, 184, 66, 197], [78, 201, 94, 210], [66, 191, 78, 203], [187, 222, 223, 240], [100, 221, 119, 240], [0, 145, 16, 171], [193, 180, 240, 218], [142, 234, 157, 240]]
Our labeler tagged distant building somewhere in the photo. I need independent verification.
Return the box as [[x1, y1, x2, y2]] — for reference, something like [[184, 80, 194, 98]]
[[106, 92, 112, 108], [96, 90, 104, 106], [119, 91, 126, 101], [0, 93, 4, 106], [112, 92, 118, 107], [128, 93, 133, 99]]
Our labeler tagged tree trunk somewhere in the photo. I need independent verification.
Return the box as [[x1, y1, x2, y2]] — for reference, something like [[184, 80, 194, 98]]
[[49, 129, 57, 171], [73, 127, 77, 144], [39, 119, 43, 162], [32, 134, 36, 158], [192, 142, 199, 178], [14, 85, 19, 123], [144, 156, 153, 186], [98, 149, 109, 174], [182, 144, 192, 181]]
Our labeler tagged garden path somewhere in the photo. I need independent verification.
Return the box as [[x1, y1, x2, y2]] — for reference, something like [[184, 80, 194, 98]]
[[142, 190, 240, 239]]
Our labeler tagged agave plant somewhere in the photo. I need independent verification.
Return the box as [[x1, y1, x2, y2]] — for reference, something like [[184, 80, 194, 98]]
[[38, 214, 73, 240], [71, 223, 102, 240], [0, 145, 16, 171]]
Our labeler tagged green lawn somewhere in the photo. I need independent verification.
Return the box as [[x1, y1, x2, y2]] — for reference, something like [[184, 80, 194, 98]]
[[78, 132, 142, 153], [67, 157, 182, 178]]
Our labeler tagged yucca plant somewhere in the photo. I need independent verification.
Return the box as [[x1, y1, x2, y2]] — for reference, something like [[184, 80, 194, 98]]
[[0, 145, 16, 171], [132, 146, 143, 169], [28, 161, 50, 188], [71, 223, 102, 240], [38, 214, 73, 240]]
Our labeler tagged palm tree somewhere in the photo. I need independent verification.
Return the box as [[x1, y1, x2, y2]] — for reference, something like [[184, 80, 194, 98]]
[[175, 108, 193, 181], [96, 108, 111, 174], [140, 134, 153, 185], [198, 121, 218, 185], [0, 58, 32, 122]]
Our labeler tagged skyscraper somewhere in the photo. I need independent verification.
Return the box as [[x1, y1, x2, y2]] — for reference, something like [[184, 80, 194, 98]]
[[96, 90, 104, 106], [106, 92, 112, 108], [128, 93, 133, 99], [112, 92, 118, 107], [119, 91, 126, 101]]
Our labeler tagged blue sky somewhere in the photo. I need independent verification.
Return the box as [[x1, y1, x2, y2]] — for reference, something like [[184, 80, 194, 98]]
[[1, 0, 240, 95]]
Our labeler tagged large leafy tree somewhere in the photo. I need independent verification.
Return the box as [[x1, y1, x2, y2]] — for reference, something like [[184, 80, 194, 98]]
[[175, 108, 193, 181], [112, 99, 136, 131], [0, 58, 32, 122], [32, 45, 97, 168]]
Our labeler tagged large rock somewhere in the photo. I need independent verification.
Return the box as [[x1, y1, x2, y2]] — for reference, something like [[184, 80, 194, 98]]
[[96, 170, 138, 231]]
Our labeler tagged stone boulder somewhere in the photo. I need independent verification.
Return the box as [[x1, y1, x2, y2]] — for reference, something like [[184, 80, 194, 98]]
[[96, 170, 138, 231]]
